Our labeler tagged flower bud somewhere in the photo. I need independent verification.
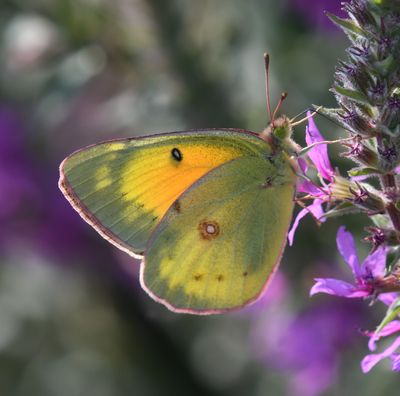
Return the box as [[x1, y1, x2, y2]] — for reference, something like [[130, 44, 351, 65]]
[[364, 226, 400, 249], [343, 0, 377, 29], [330, 176, 386, 213], [342, 136, 379, 167], [377, 138, 400, 171], [338, 109, 375, 137]]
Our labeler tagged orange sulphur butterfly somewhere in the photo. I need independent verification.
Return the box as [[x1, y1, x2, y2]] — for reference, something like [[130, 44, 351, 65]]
[[58, 55, 299, 314]]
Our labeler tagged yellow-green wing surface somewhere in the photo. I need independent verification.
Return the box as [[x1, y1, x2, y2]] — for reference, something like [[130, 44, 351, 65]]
[[59, 130, 269, 257], [142, 154, 296, 314]]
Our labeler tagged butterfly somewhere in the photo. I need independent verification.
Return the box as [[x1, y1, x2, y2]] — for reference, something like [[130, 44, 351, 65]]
[[58, 54, 300, 314]]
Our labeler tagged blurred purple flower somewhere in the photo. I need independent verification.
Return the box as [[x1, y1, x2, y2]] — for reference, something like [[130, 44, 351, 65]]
[[252, 299, 364, 396], [241, 271, 288, 314], [310, 226, 387, 298], [289, 0, 348, 31], [0, 107, 40, 243], [0, 105, 91, 258]]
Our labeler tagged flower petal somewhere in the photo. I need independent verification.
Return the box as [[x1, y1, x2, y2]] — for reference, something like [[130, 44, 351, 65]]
[[361, 354, 386, 373], [362, 246, 387, 278], [297, 179, 325, 196], [362, 336, 400, 373], [378, 292, 399, 306], [336, 226, 362, 278], [310, 278, 369, 298], [288, 199, 324, 246], [368, 320, 400, 351], [298, 157, 308, 174], [392, 355, 400, 372], [305, 112, 334, 182]]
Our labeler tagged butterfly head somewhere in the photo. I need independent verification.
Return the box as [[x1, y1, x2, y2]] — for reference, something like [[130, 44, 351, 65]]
[[260, 114, 300, 158], [269, 114, 293, 140]]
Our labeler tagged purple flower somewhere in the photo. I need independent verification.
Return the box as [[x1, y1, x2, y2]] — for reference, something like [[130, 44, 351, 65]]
[[310, 226, 387, 298], [368, 320, 400, 351], [0, 105, 91, 258], [289, 113, 334, 245], [0, 107, 40, 246], [360, 292, 400, 373], [362, 336, 400, 373]]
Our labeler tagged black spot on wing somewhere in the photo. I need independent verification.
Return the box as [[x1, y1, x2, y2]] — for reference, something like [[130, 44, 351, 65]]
[[171, 147, 183, 162]]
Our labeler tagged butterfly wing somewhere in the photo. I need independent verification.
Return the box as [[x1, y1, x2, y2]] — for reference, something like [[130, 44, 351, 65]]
[[59, 129, 268, 257], [142, 153, 296, 314]]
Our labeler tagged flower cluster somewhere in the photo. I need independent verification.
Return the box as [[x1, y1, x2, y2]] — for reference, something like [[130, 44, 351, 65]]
[[291, 108, 400, 373], [287, 0, 400, 366]]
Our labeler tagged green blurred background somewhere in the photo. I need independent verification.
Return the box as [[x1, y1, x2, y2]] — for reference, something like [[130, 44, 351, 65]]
[[1, 0, 399, 395]]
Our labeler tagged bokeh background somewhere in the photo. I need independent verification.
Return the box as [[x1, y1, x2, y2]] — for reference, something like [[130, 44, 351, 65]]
[[1, 0, 399, 395]]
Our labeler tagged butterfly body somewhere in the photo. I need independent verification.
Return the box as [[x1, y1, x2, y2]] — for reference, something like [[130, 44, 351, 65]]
[[59, 128, 297, 314]]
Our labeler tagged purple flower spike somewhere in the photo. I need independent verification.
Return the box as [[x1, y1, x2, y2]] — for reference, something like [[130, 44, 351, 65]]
[[305, 112, 335, 182], [361, 336, 400, 373], [310, 226, 387, 299]]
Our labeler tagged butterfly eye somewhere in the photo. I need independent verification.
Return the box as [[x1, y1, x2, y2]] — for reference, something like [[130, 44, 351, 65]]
[[198, 220, 220, 240], [171, 147, 183, 162]]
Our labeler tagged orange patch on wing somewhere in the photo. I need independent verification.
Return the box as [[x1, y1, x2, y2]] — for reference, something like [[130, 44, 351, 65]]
[[120, 143, 243, 218]]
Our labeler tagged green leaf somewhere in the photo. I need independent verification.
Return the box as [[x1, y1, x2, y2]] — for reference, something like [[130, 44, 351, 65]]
[[322, 202, 362, 219], [326, 13, 365, 37], [348, 167, 382, 177], [331, 85, 370, 105], [312, 106, 357, 134], [373, 55, 396, 77], [371, 214, 391, 228]]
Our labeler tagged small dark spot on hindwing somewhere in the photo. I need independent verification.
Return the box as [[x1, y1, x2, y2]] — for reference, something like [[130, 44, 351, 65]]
[[173, 200, 181, 213]]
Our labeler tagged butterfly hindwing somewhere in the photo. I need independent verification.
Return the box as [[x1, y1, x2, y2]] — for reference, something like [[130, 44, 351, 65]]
[[59, 130, 269, 256], [142, 153, 296, 313]]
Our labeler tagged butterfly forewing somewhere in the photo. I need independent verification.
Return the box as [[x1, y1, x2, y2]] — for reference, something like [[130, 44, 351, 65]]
[[59, 130, 270, 257]]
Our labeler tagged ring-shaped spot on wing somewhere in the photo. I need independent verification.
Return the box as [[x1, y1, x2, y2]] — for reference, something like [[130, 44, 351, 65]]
[[141, 154, 296, 314]]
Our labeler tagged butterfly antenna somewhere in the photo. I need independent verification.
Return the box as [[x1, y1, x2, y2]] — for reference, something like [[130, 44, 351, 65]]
[[264, 53, 273, 124], [272, 92, 288, 123]]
